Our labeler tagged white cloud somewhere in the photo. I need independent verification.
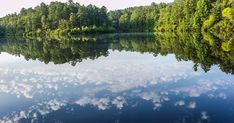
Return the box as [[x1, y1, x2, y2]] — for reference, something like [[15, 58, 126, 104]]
[[188, 102, 196, 109], [201, 111, 209, 120], [175, 100, 185, 107], [112, 97, 126, 109], [139, 92, 169, 109], [47, 99, 66, 111], [75, 97, 110, 110], [75, 97, 91, 106]]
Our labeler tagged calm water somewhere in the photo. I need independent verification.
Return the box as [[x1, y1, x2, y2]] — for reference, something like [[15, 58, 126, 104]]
[[0, 33, 233, 123]]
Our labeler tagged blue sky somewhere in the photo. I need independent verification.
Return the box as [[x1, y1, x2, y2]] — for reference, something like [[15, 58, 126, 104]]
[[0, 0, 173, 17]]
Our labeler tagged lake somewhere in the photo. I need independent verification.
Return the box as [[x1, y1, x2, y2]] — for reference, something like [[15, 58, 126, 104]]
[[0, 33, 233, 123]]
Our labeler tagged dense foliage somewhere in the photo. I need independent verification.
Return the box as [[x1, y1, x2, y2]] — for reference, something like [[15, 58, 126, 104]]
[[0, 1, 168, 37], [0, 0, 233, 36], [0, 0, 115, 37], [157, 0, 234, 35], [108, 3, 167, 32]]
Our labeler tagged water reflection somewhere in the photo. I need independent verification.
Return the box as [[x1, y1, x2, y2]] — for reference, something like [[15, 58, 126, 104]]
[[0, 32, 233, 74], [0, 33, 233, 123]]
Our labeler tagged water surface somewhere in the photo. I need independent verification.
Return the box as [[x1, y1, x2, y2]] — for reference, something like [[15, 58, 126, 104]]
[[0, 33, 233, 123]]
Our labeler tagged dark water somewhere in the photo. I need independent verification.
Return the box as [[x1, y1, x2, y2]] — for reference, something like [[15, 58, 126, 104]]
[[0, 33, 233, 123]]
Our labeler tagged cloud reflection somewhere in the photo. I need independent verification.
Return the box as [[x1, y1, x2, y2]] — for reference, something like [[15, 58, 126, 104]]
[[0, 52, 233, 122]]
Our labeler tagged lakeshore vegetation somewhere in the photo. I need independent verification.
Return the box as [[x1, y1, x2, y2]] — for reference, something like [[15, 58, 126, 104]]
[[0, 0, 233, 37]]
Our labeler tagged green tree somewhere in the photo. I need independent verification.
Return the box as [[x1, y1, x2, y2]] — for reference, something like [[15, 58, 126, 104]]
[[222, 7, 234, 21], [193, 0, 211, 29]]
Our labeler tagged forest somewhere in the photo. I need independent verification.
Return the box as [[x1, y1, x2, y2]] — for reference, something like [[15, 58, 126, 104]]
[[0, 0, 233, 37], [157, 0, 234, 38]]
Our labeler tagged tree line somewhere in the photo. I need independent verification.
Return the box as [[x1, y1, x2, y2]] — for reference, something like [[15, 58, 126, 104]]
[[0, 0, 233, 37], [0, 0, 113, 37]]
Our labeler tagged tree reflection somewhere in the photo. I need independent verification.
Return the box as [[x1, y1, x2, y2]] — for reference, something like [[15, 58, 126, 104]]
[[0, 32, 233, 74]]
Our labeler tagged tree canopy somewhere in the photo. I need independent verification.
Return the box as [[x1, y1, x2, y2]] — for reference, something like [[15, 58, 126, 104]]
[[157, 0, 234, 36], [0, 0, 115, 37], [0, 0, 233, 37]]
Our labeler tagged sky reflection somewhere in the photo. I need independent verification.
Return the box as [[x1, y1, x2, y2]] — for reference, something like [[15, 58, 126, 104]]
[[0, 50, 233, 123]]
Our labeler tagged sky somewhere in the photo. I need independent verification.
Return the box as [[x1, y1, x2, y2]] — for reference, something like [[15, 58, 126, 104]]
[[0, 0, 173, 17]]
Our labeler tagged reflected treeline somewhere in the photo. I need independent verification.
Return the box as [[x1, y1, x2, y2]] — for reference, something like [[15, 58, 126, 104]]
[[0, 36, 110, 66], [0, 32, 233, 74], [156, 32, 234, 74]]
